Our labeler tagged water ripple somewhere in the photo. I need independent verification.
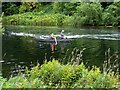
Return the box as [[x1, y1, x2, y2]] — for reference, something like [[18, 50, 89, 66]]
[[10, 32, 120, 41]]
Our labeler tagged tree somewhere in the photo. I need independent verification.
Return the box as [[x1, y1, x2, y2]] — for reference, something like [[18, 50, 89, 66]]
[[2, 2, 21, 16], [102, 2, 120, 26], [19, 2, 42, 13], [52, 2, 64, 14], [63, 2, 79, 16], [75, 3, 103, 26], [52, 2, 80, 16]]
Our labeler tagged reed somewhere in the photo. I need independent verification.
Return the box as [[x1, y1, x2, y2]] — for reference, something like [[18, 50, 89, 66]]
[[103, 48, 119, 73], [61, 47, 86, 65]]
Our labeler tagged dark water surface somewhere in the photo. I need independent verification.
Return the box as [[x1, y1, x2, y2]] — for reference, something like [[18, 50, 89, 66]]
[[2, 25, 120, 78]]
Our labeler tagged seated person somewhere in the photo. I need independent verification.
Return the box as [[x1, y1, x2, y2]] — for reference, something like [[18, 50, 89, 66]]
[[50, 33, 57, 45], [60, 30, 64, 39], [50, 33, 55, 39]]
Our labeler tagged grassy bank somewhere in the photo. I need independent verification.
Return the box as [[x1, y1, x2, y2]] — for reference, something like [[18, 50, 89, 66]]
[[2, 12, 71, 26], [2, 12, 120, 27], [0, 59, 119, 88], [2, 2, 120, 27]]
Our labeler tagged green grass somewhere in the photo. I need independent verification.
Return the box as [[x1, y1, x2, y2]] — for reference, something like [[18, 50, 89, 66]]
[[0, 27, 5, 34], [2, 12, 69, 27], [3, 11, 120, 27]]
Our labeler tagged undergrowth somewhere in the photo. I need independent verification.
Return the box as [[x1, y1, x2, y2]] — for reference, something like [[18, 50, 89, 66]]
[[0, 48, 119, 88]]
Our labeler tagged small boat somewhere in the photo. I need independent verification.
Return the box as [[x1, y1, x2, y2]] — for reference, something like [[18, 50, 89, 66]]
[[38, 38, 72, 42]]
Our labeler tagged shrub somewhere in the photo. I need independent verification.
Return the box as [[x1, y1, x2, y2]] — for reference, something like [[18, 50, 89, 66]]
[[0, 75, 6, 89], [102, 12, 117, 26], [62, 16, 74, 26], [3, 76, 30, 88], [0, 59, 119, 88], [38, 59, 61, 87], [76, 3, 103, 26], [102, 2, 120, 26], [29, 60, 119, 88], [2, 13, 65, 26]]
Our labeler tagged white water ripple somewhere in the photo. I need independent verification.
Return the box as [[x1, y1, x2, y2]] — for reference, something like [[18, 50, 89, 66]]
[[10, 32, 120, 41]]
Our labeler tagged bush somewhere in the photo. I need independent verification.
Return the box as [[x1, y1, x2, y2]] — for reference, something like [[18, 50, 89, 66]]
[[0, 75, 6, 89], [38, 60, 61, 87], [2, 13, 66, 26], [2, 2, 120, 27], [75, 3, 103, 26], [102, 2, 120, 26], [3, 76, 30, 88], [62, 16, 74, 26], [102, 12, 117, 26], [1, 59, 119, 88]]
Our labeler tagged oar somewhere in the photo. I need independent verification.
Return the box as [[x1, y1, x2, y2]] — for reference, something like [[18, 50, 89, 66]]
[[54, 37, 57, 45]]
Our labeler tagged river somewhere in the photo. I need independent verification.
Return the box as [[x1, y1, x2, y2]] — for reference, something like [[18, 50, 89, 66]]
[[2, 25, 120, 78]]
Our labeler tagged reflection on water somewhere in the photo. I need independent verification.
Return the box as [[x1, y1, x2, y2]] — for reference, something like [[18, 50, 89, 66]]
[[39, 41, 67, 54], [2, 26, 120, 78]]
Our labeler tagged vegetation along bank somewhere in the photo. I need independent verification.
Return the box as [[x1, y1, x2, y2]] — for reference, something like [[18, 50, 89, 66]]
[[2, 2, 120, 27], [0, 60, 119, 88]]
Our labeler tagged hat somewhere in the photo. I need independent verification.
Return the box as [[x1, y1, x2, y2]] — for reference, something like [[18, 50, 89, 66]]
[[62, 30, 64, 32]]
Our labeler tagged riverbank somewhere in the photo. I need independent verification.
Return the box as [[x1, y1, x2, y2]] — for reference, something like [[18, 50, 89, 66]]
[[2, 2, 120, 27], [0, 59, 119, 88], [2, 12, 120, 27]]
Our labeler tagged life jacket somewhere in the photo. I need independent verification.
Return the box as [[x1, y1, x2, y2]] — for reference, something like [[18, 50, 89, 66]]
[[51, 34, 54, 39], [61, 32, 64, 39]]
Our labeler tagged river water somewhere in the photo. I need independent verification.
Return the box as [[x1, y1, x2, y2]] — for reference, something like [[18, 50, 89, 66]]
[[2, 25, 120, 78]]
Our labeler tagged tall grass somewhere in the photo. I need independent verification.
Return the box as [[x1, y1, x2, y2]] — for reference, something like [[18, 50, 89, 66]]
[[59, 48, 86, 65], [103, 48, 119, 73]]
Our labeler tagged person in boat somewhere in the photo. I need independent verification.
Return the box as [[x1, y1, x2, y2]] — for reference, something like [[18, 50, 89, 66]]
[[50, 33, 57, 44], [50, 33, 55, 40], [50, 33, 57, 53], [60, 30, 65, 39]]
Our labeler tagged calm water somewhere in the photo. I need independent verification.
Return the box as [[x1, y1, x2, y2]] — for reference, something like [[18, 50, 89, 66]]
[[2, 25, 120, 78]]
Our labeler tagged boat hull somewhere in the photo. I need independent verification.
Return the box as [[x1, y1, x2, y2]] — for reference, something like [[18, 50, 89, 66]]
[[38, 39, 72, 42]]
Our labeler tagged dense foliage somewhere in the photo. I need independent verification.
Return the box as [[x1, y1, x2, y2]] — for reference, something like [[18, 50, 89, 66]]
[[0, 13, 4, 33], [0, 60, 119, 88], [2, 2, 120, 26]]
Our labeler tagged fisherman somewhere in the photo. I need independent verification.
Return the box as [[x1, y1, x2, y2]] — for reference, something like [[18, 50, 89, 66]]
[[60, 30, 65, 39]]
